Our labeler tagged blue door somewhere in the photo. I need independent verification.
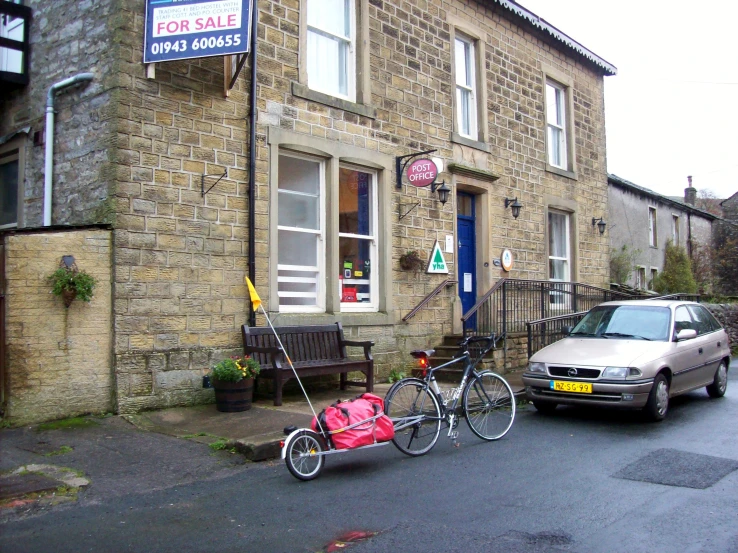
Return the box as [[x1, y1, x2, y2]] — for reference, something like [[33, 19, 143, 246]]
[[457, 193, 477, 328]]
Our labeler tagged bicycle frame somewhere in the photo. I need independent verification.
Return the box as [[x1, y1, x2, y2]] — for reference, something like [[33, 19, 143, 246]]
[[392, 338, 497, 440]]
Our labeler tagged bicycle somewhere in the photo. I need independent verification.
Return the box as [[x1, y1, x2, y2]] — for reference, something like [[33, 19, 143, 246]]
[[281, 333, 515, 480], [385, 333, 516, 456]]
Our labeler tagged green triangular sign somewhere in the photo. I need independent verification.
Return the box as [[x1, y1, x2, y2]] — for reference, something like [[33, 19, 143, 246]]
[[427, 241, 449, 274]]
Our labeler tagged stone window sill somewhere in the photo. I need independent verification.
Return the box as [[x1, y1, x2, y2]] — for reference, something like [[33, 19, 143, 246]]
[[546, 164, 578, 180], [292, 83, 376, 119], [451, 132, 489, 153]]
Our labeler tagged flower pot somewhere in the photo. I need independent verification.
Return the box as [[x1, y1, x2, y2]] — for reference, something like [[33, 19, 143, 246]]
[[212, 377, 254, 412]]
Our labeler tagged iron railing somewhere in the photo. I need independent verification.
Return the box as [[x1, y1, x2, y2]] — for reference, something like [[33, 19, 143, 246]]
[[526, 311, 588, 359], [461, 278, 636, 337]]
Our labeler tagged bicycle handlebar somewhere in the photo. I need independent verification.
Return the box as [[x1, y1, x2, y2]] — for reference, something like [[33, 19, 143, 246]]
[[458, 333, 497, 347]]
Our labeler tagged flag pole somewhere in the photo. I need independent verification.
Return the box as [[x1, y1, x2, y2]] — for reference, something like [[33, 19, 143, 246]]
[[245, 278, 323, 428]]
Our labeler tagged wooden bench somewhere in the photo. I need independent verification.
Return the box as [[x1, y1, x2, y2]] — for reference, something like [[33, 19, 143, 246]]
[[241, 322, 374, 406]]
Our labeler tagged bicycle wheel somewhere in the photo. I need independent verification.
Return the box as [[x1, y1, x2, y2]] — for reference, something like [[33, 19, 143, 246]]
[[463, 371, 515, 441], [385, 378, 441, 457], [285, 430, 325, 481]]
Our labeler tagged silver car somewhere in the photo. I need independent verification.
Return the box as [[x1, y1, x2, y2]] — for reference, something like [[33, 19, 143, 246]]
[[522, 300, 731, 421]]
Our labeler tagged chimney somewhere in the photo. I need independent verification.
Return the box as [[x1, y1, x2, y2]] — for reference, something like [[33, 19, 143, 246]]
[[684, 175, 696, 206]]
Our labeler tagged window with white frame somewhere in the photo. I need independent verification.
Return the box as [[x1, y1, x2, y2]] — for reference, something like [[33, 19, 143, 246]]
[[548, 210, 571, 307], [545, 80, 568, 169], [277, 154, 379, 313], [306, 0, 355, 100], [454, 33, 477, 140], [648, 207, 657, 247], [277, 153, 325, 312], [0, 138, 23, 228], [339, 166, 377, 311], [635, 266, 646, 289], [672, 214, 679, 245]]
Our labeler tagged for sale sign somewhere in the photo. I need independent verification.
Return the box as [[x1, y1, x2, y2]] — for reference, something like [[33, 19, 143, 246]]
[[144, 0, 252, 63]]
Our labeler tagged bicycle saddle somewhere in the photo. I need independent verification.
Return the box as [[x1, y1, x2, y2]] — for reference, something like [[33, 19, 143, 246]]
[[410, 349, 435, 359]]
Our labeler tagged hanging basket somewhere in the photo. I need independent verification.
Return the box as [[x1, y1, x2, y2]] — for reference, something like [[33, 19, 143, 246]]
[[61, 288, 77, 308]]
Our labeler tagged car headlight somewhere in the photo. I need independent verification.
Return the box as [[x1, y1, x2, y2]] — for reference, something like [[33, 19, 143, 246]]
[[528, 362, 546, 373], [602, 366, 629, 379]]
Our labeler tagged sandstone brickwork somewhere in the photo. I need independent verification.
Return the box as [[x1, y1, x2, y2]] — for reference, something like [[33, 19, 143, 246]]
[[1, 0, 613, 416], [4, 230, 113, 425]]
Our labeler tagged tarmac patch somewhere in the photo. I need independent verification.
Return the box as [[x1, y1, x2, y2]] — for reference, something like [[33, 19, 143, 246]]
[[614, 448, 738, 489]]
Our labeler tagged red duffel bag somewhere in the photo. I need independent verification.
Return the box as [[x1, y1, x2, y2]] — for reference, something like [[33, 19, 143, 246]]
[[311, 393, 395, 450]]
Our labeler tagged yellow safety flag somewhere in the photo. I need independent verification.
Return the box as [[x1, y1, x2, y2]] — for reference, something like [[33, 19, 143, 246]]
[[245, 277, 262, 312]]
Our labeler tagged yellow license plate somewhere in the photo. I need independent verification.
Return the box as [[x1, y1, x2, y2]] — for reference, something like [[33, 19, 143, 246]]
[[550, 380, 592, 394]]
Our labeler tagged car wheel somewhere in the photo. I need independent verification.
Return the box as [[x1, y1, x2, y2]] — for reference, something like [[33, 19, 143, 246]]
[[532, 401, 557, 414], [644, 373, 669, 422], [706, 361, 728, 398]]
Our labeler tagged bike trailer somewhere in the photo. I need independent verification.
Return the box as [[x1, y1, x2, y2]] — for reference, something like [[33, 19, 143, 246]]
[[311, 393, 394, 449]]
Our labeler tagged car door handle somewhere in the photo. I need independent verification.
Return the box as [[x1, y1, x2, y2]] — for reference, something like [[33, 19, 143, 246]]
[[698, 348, 703, 354], [717, 341, 721, 347]]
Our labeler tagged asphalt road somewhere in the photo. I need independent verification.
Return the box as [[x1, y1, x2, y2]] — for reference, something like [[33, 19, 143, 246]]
[[2, 363, 737, 553]]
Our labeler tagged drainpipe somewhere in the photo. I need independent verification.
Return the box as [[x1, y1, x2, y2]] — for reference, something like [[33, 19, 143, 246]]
[[247, 8, 258, 327], [44, 73, 94, 226]]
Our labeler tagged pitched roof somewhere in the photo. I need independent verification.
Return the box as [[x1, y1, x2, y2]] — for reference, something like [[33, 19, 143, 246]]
[[720, 190, 738, 206], [488, 0, 617, 76], [608, 174, 719, 221]]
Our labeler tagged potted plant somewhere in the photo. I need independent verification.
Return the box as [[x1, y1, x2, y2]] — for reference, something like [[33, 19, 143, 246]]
[[399, 250, 425, 272], [209, 356, 261, 412], [48, 264, 98, 307]]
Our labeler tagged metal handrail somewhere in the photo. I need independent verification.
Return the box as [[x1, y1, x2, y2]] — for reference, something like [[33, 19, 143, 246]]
[[402, 279, 456, 322], [460, 277, 506, 325]]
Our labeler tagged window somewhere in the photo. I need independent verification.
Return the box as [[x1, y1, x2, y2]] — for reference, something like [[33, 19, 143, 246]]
[[548, 210, 570, 307], [277, 153, 325, 311], [277, 153, 379, 314], [635, 267, 646, 289], [454, 33, 477, 140], [339, 166, 377, 311], [648, 207, 657, 247], [673, 305, 693, 338], [0, 137, 24, 228], [672, 214, 679, 245], [548, 211, 570, 282], [306, 0, 355, 101], [648, 268, 657, 290], [545, 80, 568, 170], [687, 305, 713, 336]]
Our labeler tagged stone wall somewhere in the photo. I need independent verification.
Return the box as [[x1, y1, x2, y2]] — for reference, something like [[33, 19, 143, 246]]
[[704, 303, 738, 353], [2, 0, 613, 413], [4, 229, 113, 425], [0, 0, 118, 227]]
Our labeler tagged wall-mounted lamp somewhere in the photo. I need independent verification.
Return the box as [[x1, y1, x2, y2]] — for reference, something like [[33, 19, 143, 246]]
[[504, 197, 522, 219], [431, 181, 450, 206], [592, 217, 607, 235]]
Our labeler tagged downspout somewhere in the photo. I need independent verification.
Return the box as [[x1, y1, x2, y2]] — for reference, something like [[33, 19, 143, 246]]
[[687, 212, 693, 260], [248, 7, 258, 327], [44, 73, 94, 226]]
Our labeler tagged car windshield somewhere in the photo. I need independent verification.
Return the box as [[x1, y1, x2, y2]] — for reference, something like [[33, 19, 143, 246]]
[[571, 305, 671, 341]]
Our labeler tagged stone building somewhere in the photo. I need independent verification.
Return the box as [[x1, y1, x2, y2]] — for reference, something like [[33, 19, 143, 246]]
[[608, 174, 717, 290], [1, 0, 615, 423]]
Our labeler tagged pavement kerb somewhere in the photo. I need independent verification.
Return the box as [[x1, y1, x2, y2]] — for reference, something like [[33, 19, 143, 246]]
[[123, 374, 527, 463]]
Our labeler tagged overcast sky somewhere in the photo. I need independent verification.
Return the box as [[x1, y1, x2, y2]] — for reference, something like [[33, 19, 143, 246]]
[[517, 0, 738, 200]]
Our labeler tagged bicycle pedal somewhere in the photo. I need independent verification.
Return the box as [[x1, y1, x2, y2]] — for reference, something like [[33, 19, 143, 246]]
[[449, 431, 459, 440]]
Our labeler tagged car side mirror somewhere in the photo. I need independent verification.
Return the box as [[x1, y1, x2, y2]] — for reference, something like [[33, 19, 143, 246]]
[[675, 328, 697, 341], [561, 325, 573, 336]]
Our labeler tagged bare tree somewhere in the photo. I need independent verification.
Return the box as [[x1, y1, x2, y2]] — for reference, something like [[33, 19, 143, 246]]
[[695, 188, 723, 217]]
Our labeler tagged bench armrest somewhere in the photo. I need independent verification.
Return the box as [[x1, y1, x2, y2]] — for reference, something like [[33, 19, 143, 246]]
[[341, 339, 374, 360], [243, 344, 284, 368]]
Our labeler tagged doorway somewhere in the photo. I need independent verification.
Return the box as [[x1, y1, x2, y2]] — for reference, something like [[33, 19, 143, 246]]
[[457, 192, 477, 325]]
